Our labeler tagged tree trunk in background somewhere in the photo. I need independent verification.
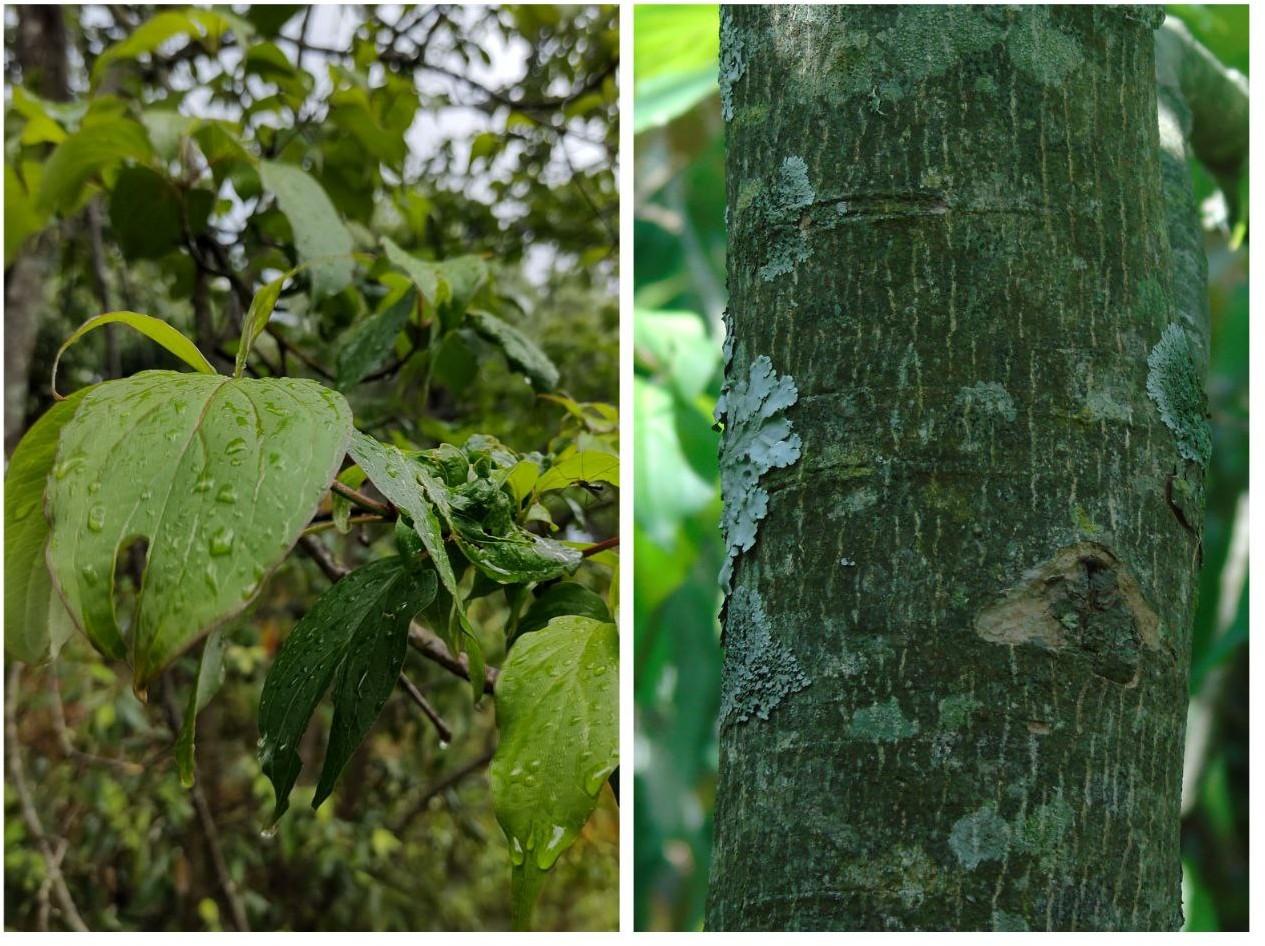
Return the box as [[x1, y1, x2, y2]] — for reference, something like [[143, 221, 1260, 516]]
[[5, 5, 70, 455], [709, 5, 1207, 931]]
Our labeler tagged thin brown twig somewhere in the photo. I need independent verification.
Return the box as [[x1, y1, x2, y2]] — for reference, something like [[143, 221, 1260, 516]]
[[581, 535, 619, 558], [5, 664, 89, 931], [393, 745, 496, 833], [330, 480, 394, 517], [158, 681, 251, 932], [397, 673, 453, 744], [303, 514, 386, 536]]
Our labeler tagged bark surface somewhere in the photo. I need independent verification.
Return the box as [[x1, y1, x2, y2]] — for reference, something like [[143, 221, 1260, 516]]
[[709, 5, 1206, 931]]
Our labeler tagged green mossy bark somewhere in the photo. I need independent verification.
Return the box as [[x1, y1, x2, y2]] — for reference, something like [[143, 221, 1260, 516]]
[[709, 5, 1206, 931]]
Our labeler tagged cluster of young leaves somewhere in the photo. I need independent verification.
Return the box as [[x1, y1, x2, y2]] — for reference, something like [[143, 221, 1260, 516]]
[[4, 4, 619, 930]]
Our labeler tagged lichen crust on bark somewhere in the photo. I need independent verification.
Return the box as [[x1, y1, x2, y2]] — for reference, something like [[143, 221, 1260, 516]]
[[709, 5, 1201, 932]]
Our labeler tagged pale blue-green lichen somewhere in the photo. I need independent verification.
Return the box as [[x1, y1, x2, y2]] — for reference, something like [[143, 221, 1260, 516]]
[[716, 353, 801, 592], [756, 156, 815, 282], [719, 585, 810, 727], [954, 381, 1017, 422], [1146, 323, 1211, 466], [848, 696, 918, 742], [718, 7, 747, 123], [948, 804, 1011, 869], [1013, 796, 1074, 854]]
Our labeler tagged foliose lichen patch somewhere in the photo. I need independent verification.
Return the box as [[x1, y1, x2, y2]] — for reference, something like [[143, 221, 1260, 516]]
[[1146, 323, 1211, 466], [955, 381, 1017, 422], [848, 696, 919, 742], [716, 353, 802, 592], [719, 585, 811, 727], [756, 156, 815, 282], [1007, 8, 1084, 86], [718, 7, 747, 123], [948, 804, 1011, 869]]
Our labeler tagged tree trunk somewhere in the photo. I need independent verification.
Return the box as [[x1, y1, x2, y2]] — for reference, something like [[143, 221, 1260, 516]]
[[709, 5, 1206, 931], [5, 5, 70, 455]]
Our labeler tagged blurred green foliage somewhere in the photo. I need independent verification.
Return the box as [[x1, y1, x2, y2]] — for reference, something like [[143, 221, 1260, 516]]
[[4, 3, 618, 932], [633, 4, 1248, 931]]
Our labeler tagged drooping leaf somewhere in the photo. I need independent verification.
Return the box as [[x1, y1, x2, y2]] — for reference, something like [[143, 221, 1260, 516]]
[[517, 582, 612, 637], [335, 287, 416, 388], [259, 160, 354, 299], [36, 118, 154, 213], [346, 430, 485, 702], [4, 388, 91, 663], [491, 616, 619, 929], [468, 310, 559, 392], [45, 370, 352, 687], [175, 627, 227, 787], [535, 447, 620, 494], [257, 556, 437, 820], [52, 313, 216, 395]]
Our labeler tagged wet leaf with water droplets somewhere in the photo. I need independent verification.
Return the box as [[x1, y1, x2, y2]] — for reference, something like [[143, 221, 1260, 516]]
[[175, 626, 227, 787], [44, 370, 352, 682], [4, 387, 91, 663], [258, 556, 437, 821], [491, 616, 618, 929]]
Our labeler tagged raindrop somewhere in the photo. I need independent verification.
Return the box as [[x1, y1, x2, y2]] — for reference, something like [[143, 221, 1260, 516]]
[[225, 437, 248, 456], [209, 527, 235, 556], [87, 505, 107, 532]]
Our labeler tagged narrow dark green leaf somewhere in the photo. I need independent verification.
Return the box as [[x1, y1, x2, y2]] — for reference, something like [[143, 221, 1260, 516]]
[[347, 431, 485, 702], [468, 310, 559, 392], [258, 557, 437, 821], [108, 166, 182, 260], [335, 288, 416, 388]]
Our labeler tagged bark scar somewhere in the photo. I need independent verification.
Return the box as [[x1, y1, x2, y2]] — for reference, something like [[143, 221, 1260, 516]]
[[974, 542, 1160, 685]]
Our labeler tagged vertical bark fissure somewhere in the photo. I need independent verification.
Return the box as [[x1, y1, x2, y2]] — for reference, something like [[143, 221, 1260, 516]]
[[709, 6, 1204, 931]]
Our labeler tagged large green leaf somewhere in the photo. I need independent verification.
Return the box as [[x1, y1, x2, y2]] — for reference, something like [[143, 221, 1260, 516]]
[[258, 556, 437, 820], [491, 616, 619, 929], [346, 430, 485, 702], [467, 310, 559, 392], [259, 160, 354, 299], [45, 370, 352, 687], [5, 163, 48, 265], [4, 388, 91, 663]]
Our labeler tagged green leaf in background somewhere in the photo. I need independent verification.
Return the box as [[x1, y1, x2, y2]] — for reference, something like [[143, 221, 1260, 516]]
[[536, 447, 620, 494], [633, 377, 716, 546], [259, 160, 354, 299], [632, 4, 719, 133], [45, 370, 352, 687], [36, 118, 154, 213], [52, 312, 217, 394], [518, 582, 612, 637], [4, 163, 48, 265], [381, 236, 444, 306], [4, 388, 92, 664], [175, 627, 228, 787], [346, 430, 486, 703], [258, 557, 437, 821], [335, 287, 416, 388], [93, 7, 249, 81], [491, 616, 619, 929], [108, 166, 183, 260], [468, 309, 560, 392], [635, 308, 721, 400]]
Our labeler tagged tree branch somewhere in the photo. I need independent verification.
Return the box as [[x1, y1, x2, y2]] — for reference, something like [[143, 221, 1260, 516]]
[[397, 672, 453, 745]]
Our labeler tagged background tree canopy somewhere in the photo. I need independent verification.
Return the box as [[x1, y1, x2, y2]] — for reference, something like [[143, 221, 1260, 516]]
[[633, 3, 1247, 932], [4, 4, 618, 932]]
